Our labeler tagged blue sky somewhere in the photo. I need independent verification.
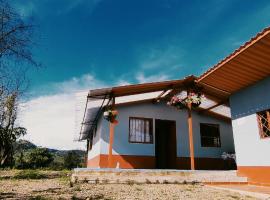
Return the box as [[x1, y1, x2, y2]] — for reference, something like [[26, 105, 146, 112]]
[[12, 0, 270, 95], [11, 0, 270, 149]]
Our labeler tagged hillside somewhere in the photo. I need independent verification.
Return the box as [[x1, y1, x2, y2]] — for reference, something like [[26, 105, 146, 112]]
[[14, 139, 86, 169]]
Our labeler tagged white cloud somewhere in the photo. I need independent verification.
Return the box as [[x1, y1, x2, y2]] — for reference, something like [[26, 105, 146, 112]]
[[18, 73, 106, 150], [138, 45, 184, 70], [135, 72, 170, 83], [50, 73, 105, 93]]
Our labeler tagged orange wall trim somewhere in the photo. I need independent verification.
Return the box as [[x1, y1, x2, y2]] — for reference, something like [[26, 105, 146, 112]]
[[87, 154, 231, 170], [237, 166, 270, 186]]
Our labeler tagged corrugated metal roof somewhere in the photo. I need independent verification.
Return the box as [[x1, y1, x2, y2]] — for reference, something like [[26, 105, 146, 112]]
[[197, 27, 270, 95]]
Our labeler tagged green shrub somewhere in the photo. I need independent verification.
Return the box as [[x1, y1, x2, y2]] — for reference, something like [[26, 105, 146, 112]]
[[63, 151, 83, 169], [13, 170, 47, 179]]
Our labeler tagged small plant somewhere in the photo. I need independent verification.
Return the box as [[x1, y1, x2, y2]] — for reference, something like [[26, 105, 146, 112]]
[[145, 179, 152, 184], [73, 185, 81, 191], [126, 179, 135, 185], [155, 180, 160, 184], [221, 152, 236, 170], [163, 180, 169, 184], [69, 181, 74, 188], [167, 92, 204, 110], [103, 107, 118, 124], [29, 196, 48, 200], [95, 178, 100, 184], [102, 179, 109, 184]]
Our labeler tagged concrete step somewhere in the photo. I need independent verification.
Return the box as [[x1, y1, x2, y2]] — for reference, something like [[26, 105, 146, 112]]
[[71, 168, 248, 184]]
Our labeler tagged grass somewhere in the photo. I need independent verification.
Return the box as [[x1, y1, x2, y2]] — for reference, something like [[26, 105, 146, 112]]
[[13, 170, 47, 179], [10, 169, 71, 180]]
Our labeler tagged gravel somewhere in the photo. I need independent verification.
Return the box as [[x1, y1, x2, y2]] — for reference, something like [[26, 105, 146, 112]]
[[0, 178, 258, 200]]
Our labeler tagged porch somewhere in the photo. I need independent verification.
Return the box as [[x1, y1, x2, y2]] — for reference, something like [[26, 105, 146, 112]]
[[71, 168, 247, 184]]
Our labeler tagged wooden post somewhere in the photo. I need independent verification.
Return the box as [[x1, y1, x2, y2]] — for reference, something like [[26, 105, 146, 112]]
[[187, 102, 195, 170], [108, 97, 115, 168], [108, 123, 115, 168]]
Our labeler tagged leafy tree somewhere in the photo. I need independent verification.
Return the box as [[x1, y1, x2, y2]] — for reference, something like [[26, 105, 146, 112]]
[[0, 92, 27, 166], [0, 0, 38, 167], [24, 148, 54, 169], [64, 151, 82, 169]]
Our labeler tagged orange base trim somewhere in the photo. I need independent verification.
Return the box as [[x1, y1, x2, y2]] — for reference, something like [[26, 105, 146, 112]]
[[204, 182, 248, 185], [87, 154, 233, 170], [237, 166, 270, 186]]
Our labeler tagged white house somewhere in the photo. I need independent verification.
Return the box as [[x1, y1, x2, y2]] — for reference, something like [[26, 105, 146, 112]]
[[197, 27, 270, 185], [79, 76, 235, 170]]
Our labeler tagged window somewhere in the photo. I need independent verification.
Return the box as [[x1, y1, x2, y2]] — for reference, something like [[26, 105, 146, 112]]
[[129, 117, 153, 143], [257, 109, 270, 138], [200, 123, 221, 147]]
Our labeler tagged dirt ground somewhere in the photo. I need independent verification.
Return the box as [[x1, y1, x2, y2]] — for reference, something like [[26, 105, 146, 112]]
[[0, 170, 259, 200]]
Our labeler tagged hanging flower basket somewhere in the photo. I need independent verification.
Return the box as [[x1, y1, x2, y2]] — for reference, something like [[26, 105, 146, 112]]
[[167, 92, 204, 110], [104, 108, 118, 124]]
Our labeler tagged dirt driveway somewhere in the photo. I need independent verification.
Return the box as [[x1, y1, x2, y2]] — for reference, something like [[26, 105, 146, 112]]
[[0, 170, 259, 200]]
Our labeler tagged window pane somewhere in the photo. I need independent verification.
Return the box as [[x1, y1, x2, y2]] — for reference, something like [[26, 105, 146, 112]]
[[200, 123, 221, 147], [129, 117, 153, 143]]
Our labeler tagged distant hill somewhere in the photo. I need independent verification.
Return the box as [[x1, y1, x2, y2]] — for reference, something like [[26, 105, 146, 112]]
[[14, 139, 86, 168], [14, 139, 37, 152]]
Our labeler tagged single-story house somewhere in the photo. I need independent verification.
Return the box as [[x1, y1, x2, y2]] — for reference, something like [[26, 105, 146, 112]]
[[197, 27, 270, 185], [78, 27, 270, 185], [79, 76, 235, 170]]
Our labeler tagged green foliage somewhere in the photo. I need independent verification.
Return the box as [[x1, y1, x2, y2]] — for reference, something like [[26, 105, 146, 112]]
[[13, 170, 47, 179], [13, 140, 85, 170], [0, 126, 27, 167], [64, 151, 83, 169], [26, 148, 54, 168], [15, 148, 54, 169]]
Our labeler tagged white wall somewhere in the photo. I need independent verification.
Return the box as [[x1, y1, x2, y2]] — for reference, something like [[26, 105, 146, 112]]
[[230, 77, 270, 166], [95, 101, 234, 159], [87, 118, 102, 160]]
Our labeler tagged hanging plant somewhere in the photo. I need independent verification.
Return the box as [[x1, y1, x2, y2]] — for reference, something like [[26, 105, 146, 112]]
[[185, 92, 204, 108], [104, 107, 118, 124], [167, 92, 204, 110]]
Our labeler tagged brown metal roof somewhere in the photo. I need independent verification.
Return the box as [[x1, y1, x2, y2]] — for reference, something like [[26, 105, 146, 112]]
[[88, 75, 196, 98], [197, 27, 270, 95]]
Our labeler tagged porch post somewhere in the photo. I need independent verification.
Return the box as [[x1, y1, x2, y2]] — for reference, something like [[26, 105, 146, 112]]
[[108, 97, 115, 168], [187, 102, 195, 170]]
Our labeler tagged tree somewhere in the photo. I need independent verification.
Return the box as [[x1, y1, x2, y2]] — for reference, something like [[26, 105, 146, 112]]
[[24, 148, 54, 169], [0, 92, 27, 166], [64, 151, 82, 169], [0, 0, 37, 167]]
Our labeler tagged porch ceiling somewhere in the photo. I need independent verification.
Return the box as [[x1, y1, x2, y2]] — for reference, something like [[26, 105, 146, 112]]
[[197, 27, 270, 95]]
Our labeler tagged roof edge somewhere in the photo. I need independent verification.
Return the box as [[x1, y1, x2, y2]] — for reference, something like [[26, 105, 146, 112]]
[[197, 26, 270, 82]]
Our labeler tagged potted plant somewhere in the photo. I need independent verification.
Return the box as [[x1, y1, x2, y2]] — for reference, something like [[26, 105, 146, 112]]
[[185, 92, 204, 108], [167, 95, 186, 110], [104, 107, 118, 124], [221, 152, 236, 170], [167, 92, 204, 110]]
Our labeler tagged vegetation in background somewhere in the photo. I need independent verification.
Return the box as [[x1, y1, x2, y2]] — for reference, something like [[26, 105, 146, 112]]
[[0, 0, 38, 167], [63, 151, 83, 169], [13, 139, 85, 170]]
